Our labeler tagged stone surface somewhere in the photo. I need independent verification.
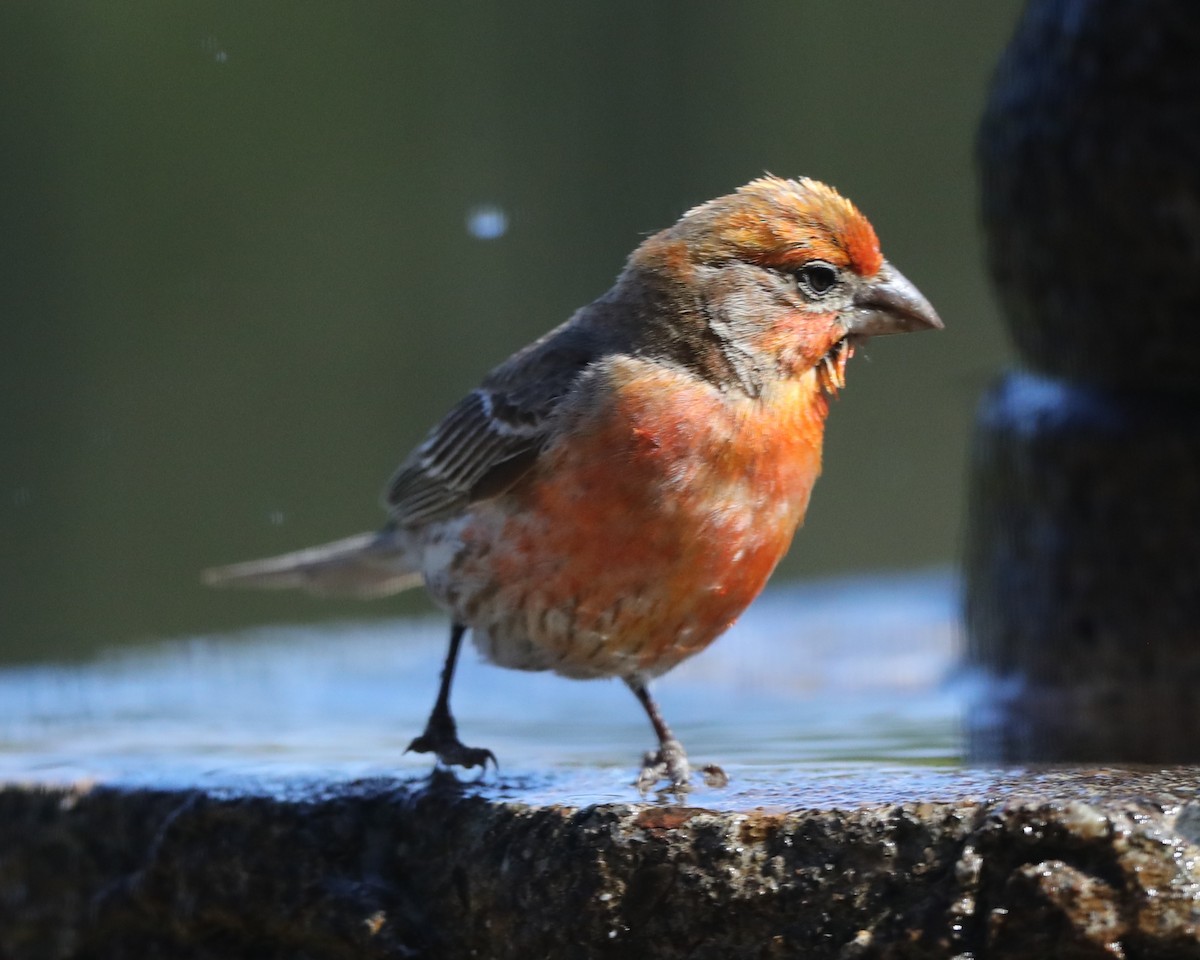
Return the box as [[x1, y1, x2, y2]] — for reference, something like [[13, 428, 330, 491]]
[[964, 372, 1200, 762], [4, 767, 1200, 958]]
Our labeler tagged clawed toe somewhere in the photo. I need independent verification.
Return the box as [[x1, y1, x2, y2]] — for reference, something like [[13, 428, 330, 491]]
[[634, 741, 730, 793], [635, 737, 692, 793], [700, 763, 729, 789], [406, 730, 497, 773]]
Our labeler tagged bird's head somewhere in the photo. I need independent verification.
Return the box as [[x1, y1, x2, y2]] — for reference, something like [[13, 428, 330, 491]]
[[624, 176, 942, 392]]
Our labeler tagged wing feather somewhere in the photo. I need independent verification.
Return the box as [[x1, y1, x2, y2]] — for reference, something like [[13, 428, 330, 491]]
[[383, 313, 619, 527]]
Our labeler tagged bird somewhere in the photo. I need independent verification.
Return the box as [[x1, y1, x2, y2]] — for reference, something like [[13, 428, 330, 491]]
[[203, 175, 942, 791]]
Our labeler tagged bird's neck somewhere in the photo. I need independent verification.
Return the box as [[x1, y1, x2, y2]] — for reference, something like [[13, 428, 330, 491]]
[[590, 268, 768, 399]]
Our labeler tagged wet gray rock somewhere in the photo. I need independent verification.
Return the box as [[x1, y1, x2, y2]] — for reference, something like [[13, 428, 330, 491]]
[[4, 767, 1200, 959], [964, 372, 1200, 762], [967, 0, 1200, 761]]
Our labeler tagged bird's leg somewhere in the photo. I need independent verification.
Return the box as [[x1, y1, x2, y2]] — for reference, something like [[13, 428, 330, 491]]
[[626, 678, 728, 793], [406, 623, 496, 772]]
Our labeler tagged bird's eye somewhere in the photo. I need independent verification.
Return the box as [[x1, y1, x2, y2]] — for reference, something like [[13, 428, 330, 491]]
[[797, 261, 839, 298]]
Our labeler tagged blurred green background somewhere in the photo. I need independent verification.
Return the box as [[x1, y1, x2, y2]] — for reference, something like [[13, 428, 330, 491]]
[[0, 2, 1022, 663]]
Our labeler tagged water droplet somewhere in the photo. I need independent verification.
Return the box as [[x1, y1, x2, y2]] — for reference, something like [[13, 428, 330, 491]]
[[200, 36, 230, 64], [269, 511, 285, 526], [466, 205, 508, 241]]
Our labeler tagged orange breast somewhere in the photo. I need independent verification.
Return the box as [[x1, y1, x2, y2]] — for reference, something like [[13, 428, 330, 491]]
[[456, 356, 831, 679]]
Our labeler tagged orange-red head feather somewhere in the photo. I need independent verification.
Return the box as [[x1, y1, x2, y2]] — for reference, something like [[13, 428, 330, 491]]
[[652, 175, 883, 279]]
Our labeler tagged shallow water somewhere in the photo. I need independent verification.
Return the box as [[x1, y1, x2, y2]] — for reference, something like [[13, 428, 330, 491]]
[[0, 571, 963, 807]]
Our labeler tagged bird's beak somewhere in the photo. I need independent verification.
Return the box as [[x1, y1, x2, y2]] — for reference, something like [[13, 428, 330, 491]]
[[842, 261, 943, 337]]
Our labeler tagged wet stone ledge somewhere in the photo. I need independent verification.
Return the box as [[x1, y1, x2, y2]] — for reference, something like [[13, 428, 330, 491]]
[[3, 768, 1200, 959]]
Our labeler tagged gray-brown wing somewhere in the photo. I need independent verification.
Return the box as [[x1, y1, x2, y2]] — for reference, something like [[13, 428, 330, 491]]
[[384, 389, 546, 525], [384, 322, 608, 527]]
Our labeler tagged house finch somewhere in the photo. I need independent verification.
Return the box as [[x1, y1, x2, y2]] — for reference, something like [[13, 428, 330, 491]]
[[204, 176, 942, 790]]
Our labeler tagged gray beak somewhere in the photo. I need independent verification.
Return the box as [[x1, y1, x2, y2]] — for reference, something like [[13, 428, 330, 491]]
[[843, 260, 943, 337]]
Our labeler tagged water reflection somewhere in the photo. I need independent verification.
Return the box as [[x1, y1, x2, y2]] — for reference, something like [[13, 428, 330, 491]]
[[0, 571, 960, 802]]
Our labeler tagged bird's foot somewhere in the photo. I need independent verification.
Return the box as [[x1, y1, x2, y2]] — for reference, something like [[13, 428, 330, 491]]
[[635, 741, 730, 794], [635, 738, 691, 793], [405, 713, 497, 772]]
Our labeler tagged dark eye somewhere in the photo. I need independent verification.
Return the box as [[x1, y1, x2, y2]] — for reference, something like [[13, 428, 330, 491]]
[[797, 261, 839, 298]]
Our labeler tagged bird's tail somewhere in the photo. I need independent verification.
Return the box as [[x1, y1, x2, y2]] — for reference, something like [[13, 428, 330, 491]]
[[201, 530, 423, 599]]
